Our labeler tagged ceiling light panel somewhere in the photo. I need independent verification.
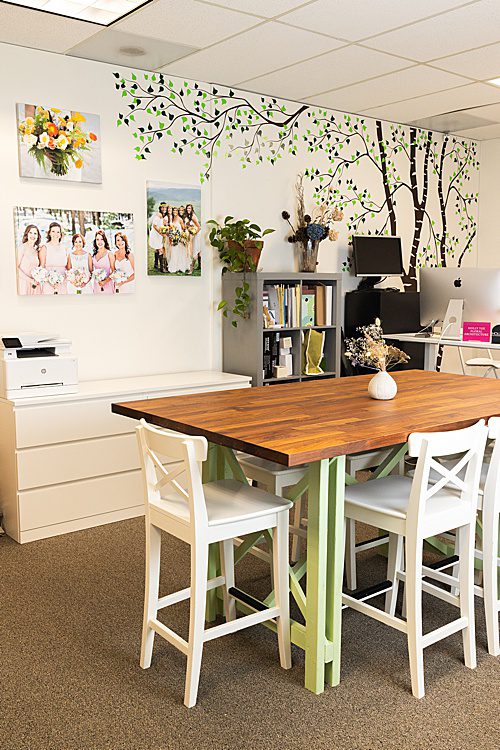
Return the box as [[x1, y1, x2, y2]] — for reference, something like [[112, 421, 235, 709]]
[[2, 0, 151, 25]]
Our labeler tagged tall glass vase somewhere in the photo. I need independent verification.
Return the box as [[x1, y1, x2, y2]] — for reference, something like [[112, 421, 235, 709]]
[[297, 239, 319, 273]]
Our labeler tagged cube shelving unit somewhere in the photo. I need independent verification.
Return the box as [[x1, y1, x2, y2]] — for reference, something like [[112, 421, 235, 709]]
[[222, 272, 342, 387]]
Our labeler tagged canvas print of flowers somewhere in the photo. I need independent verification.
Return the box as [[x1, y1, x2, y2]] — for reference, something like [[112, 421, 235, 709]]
[[14, 205, 135, 296], [16, 104, 102, 183], [147, 182, 202, 277]]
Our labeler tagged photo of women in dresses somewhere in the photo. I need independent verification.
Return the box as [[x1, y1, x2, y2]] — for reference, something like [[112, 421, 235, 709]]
[[147, 181, 202, 277], [14, 206, 135, 297]]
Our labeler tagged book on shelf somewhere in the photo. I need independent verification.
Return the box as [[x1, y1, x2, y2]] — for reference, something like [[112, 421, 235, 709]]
[[301, 288, 315, 327], [263, 284, 301, 329], [262, 330, 282, 379]]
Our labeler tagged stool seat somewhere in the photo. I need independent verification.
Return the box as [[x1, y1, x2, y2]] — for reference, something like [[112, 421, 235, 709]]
[[154, 478, 292, 527], [466, 358, 500, 368]]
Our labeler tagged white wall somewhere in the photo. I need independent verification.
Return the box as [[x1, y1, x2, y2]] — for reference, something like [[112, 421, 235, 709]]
[[0, 44, 215, 381], [478, 138, 500, 268]]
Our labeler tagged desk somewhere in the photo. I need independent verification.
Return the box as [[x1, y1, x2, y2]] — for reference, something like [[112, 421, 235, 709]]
[[112, 370, 500, 695], [386, 333, 500, 371]]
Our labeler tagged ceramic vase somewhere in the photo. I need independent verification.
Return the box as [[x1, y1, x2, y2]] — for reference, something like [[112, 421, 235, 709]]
[[368, 370, 397, 400]]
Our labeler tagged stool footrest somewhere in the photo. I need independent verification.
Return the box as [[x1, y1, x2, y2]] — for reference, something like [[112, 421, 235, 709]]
[[149, 618, 189, 655], [228, 586, 268, 612]]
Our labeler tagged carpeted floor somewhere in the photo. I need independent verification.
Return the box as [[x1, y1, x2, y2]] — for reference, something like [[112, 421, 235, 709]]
[[0, 518, 498, 750]]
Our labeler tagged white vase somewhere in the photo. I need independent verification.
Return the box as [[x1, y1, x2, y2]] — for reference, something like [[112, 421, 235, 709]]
[[368, 370, 397, 400]]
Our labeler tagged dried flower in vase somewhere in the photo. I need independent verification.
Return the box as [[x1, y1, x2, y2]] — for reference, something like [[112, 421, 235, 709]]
[[345, 318, 410, 372]]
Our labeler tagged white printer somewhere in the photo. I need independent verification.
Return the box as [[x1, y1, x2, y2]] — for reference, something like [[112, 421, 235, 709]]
[[0, 333, 78, 400]]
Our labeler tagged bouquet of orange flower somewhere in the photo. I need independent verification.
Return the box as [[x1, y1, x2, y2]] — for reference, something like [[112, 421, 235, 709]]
[[18, 106, 98, 176]]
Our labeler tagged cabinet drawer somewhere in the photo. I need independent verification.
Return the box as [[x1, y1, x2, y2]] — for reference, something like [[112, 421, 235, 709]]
[[14, 396, 147, 448], [16, 433, 168, 490], [18, 470, 144, 531]]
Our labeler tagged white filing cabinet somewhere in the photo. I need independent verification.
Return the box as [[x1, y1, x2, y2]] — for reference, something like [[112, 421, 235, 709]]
[[0, 371, 250, 543]]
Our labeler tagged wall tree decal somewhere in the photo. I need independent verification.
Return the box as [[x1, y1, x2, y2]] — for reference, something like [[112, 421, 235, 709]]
[[114, 71, 478, 288]]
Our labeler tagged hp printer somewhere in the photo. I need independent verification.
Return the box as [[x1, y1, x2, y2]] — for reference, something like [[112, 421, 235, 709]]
[[0, 333, 78, 399]]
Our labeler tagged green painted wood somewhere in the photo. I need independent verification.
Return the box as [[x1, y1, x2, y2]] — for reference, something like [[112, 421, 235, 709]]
[[221, 447, 250, 484], [371, 443, 408, 479], [325, 455, 345, 687], [234, 532, 265, 564], [304, 458, 330, 694], [289, 565, 307, 618]]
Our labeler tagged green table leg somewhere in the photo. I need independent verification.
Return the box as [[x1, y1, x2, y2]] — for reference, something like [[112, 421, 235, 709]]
[[305, 458, 330, 694], [325, 455, 345, 687], [203, 443, 221, 622]]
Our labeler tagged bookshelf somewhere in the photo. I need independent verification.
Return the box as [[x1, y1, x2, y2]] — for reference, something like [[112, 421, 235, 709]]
[[222, 272, 342, 387]]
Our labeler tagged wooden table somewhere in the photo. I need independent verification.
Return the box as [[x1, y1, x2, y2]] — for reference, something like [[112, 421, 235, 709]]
[[112, 370, 500, 694]]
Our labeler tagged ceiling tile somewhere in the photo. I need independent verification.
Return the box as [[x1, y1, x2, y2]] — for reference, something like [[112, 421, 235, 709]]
[[307, 65, 470, 112], [453, 123, 500, 138], [0, 3, 99, 53], [195, 0, 307, 18], [162, 22, 345, 84], [116, 0, 261, 46], [432, 42, 500, 80], [242, 45, 409, 101], [364, 83, 500, 124], [364, 0, 500, 62], [279, 0, 477, 42]]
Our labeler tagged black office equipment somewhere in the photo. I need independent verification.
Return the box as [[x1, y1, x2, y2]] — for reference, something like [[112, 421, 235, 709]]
[[352, 235, 404, 290]]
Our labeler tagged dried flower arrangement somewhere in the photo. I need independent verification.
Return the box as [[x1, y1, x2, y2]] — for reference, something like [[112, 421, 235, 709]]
[[345, 318, 410, 372], [281, 174, 343, 272]]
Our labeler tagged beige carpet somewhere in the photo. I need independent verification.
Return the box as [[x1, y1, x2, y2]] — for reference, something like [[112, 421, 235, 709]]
[[0, 518, 498, 750]]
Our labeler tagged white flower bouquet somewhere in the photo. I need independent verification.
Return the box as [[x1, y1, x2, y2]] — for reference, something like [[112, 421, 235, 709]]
[[92, 268, 108, 291], [45, 269, 66, 294], [110, 269, 129, 292], [67, 268, 90, 294], [31, 267, 48, 289]]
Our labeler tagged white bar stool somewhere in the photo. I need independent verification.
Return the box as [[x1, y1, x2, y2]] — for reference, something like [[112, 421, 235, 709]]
[[137, 420, 292, 707], [342, 421, 487, 698]]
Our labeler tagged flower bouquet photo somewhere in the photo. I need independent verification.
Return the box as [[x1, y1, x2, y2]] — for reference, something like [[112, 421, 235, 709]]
[[92, 268, 108, 291], [18, 106, 98, 178], [45, 270, 66, 295], [345, 318, 410, 400], [282, 174, 343, 272]]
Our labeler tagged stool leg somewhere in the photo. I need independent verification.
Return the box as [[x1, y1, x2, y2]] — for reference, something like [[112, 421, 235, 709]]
[[220, 539, 236, 622], [291, 494, 303, 563], [344, 517, 357, 591], [385, 533, 403, 615], [405, 534, 425, 699], [273, 512, 292, 669], [140, 522, 161, 670], [483, 509, 500, 656], [184, 544, 209, 708], [458, 523, 477, 669]]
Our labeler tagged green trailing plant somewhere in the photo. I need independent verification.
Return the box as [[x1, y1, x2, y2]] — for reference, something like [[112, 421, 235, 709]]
[[207, 216, 274, 327]]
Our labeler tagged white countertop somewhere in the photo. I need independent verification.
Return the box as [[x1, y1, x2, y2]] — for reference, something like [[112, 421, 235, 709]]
[[385, 333, 500, 349], [1, 371, 251, 407]]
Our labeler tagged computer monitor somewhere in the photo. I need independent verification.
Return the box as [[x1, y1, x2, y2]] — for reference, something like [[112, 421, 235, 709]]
[[419, 267, 500, 327], [352, 235, 404, 277]]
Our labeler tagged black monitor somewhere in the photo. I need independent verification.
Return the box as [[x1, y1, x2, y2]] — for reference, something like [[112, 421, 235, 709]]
[[352, 235, 404, 277]]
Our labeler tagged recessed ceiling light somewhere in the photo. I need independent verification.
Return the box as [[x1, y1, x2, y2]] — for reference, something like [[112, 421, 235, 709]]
[[487, 77, 500, 86], [3, 0, 153, 27]]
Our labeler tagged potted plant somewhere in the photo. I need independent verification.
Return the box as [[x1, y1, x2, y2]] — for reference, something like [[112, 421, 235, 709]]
[[207, 216, 274, 326]]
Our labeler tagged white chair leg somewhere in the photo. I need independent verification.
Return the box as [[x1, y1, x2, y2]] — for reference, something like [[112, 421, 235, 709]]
[[140, 522, 161, 669], [452, 529, 460, 597], [291, 494, 303, 563], [184, 544, 209, 708], [405, 534, 425, 699], [344, 517, 357, 591], [385, 533, 403, 615], [220, 538, 236, 622], [458, 523, 477, 669], [273, 512, 292, 670], [483, 510, 500, 656]]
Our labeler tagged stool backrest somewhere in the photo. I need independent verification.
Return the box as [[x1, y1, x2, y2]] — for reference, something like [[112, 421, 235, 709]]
[[136, 419, 208, 528], [484, 417, 500, 518], [407, 420, 488, 532]]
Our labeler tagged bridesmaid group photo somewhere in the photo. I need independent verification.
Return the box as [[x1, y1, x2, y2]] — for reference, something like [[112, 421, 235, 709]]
[[147, 181, 202, 277], [14, 206, 135, 296]]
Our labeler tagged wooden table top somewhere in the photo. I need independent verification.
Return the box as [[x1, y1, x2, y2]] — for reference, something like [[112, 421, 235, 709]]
[[112, 370, 500, 466]]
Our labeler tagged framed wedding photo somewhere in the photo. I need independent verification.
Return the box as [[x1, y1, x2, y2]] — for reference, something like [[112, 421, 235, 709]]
[[16, 103, 102, 183], [14, 206, 135, 296], [147, 181, 202, 277]]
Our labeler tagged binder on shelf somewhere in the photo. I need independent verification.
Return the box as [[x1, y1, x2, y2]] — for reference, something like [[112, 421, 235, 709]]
[[316, 284, 326, 326], [325, 285, 333, 326], [301, 290, 315, 327]]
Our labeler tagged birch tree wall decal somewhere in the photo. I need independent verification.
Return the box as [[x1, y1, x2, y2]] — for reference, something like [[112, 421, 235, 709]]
[[114, 70, 478, 289]]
